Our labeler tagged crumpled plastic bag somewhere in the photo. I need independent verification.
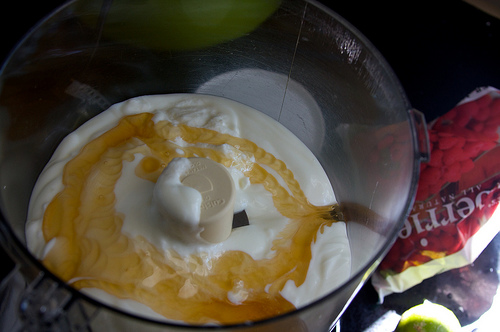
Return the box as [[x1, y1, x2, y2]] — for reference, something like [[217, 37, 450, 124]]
[[372, 86, 500, 301]]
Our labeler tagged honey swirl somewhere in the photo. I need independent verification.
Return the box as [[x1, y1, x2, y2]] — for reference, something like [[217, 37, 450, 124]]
[[41, 113, 339, 324]]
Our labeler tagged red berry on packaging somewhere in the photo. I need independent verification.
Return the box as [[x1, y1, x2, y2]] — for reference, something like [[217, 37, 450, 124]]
[[482, 140, 498, 151], [429, 132, 439, 143], [474, 107, 491, 121], [460, 128, 482, 141], [443, 162, 462, 182], [439, 136, 461, 150], [428, 149, 443, 167], [456, 136, 466, 148], [476, 93, 493, 108], [468, 119, 485, 132], [455, 110, 473, 127], [490, 97, 500, 114], [483, 125, 500, 140], [457, 100, 479, 116], [443, 146, 468, 165], [463, 141, 484, 158], [420, 166, 441, 184], [460, 159, 475, 173], [437, 131, 454, 138], [488, 115, 500, 127], [465, 140, 497, 158], [441, 108, 457, 121]]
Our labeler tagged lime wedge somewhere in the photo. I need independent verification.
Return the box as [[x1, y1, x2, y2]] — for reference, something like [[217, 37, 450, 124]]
[[395, 300, 461, 332]]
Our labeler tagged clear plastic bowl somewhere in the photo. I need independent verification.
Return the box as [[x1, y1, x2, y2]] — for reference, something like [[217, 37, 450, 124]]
[[0, 0, 428, 331]]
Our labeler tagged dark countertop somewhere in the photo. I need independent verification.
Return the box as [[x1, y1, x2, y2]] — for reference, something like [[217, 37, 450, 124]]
[[2, 1, 500, 331]]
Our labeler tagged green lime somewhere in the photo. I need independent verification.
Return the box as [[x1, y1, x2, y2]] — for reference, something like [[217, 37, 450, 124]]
[[75, 0, 281, 50], [395, 301, 461, 332]]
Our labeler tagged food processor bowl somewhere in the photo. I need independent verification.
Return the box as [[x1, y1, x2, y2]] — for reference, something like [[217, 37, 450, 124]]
[[0, 0, 429, 331]]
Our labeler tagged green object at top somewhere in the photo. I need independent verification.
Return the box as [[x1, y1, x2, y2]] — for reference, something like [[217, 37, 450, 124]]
[[76, 0, 282, 51]]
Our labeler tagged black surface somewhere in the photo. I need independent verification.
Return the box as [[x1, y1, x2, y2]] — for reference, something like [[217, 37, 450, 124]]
[[334, 1, 500, 118], [2, 1, 500, 331]]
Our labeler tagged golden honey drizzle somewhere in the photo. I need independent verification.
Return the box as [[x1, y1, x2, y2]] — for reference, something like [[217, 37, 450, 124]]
[[41, 113, 339, 324]]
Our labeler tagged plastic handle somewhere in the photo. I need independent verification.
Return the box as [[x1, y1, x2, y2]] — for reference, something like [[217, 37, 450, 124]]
[[16, 271, 97, 331], [410, 108, 430, 163]]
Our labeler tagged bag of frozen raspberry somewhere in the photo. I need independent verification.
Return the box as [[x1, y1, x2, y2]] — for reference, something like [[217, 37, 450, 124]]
[[372, 86, 500, 301]]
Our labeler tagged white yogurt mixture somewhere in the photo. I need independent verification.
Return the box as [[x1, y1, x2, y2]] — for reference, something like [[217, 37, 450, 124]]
[[26, 94, 351, 322]]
